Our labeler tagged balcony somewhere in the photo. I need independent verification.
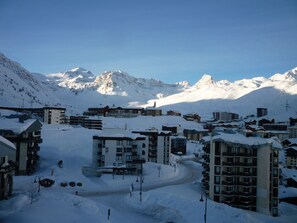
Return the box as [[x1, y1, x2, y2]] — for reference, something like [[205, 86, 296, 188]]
[[202, 170, 209, 177], [202, 162, 209, 168], [222, 190, 234, 196], [222, 181, 234, 186], [222, 161, 235, 166], [222, 171, 235, 176], [239, 171, 257, 177], [222, 152, 235, 156]]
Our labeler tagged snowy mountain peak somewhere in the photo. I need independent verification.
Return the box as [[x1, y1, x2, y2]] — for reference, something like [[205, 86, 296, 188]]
[[176, 81, 190, 88], [194, 74, 215, 88], [65, 67, 94, 78], [270, 67, 297, 81]]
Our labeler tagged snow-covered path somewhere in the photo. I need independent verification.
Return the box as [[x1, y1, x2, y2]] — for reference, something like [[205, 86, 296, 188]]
[[81, 161, 200, 197]]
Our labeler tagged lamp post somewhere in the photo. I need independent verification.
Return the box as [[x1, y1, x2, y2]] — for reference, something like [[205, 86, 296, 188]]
[[133, 158, 145, 202], [200, 192, 208, 223], [34, 176, 44, 193]]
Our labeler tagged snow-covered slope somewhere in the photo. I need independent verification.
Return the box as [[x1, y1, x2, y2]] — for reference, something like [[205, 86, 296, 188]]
[[0, 53, 296, 119], [0, 53, 61, 107], [144, 69, 297, 119]]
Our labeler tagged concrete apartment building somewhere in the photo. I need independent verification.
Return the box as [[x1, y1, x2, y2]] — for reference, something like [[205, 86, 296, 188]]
[[132, 129, 171, 165], [92, 129, 146, 174], [0, 116, 42, 175], [288, 125, 297, 138], [202, 131, 280, 216], [0, 135, 16, 200], [212, 112, 239, 122], [43, 107, 66, 124]]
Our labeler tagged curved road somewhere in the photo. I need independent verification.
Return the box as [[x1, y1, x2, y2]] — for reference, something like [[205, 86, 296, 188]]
[[80, 161, 201, 197]]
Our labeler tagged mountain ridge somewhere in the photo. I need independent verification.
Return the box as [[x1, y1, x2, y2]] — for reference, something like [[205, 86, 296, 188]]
[[0, 53, 296, 119]]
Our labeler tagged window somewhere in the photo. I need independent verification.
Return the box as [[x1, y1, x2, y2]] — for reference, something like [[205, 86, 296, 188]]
[[215, 142, 221, 155], [117, 148, 123, 153], [142, 143, 146, 148], [215, 157, 221, 165], [214, 186, 220, 194], [215, 176, 220, 184], [117, 140, 123, 145], [116, 155, 122, 161], [126, 155, 131, 161], [215, 166, 220, 174], [105, 147, 109, 153]]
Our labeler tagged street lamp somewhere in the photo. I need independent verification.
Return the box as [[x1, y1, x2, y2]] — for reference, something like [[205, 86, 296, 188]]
[[200, 192, 208, 223], [34, 176, 44, 192], [136, 175, 144, 202], [133, 158, 145, 202]]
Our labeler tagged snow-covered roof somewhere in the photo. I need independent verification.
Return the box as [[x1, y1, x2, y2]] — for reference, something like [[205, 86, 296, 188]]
[[102, 116, 205, 131], [286, 146, 297, 151], [0, 117, 40, 134], [95, 129, 144, 140], [286, 138, 297, 145], [0, 135, 16, 150], [282, 168, 297, 182], [203, 132, 282, 149]]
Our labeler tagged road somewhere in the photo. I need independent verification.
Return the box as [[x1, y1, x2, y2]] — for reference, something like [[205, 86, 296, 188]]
[[80, 161, 201, 197]]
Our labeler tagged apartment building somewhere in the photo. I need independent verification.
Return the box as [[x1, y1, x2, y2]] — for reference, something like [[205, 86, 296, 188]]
[[69, 116, 102, 130], [0, 136, 16, 200], [288, 125, 297, 138], [0, 116, 42, 175], [202, 131, 280, 216], [44, 107, 66, 124], [285, 147, 297, 169], [212, 112, 239, 122], [132, 129, 171, 165], [257, 108, 268, 117], [92, 129, 146, 174]]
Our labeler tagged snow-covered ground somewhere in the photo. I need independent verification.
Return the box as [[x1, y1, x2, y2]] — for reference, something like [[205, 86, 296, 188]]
[[0, 124, 297, 223]]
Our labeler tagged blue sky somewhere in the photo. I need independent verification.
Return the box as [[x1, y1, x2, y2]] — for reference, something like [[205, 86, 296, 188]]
[[0, 0, 296, 84]]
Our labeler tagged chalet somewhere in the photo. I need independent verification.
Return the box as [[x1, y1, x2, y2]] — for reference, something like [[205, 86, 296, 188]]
[[166, 110, 181, 116], [183, 113, 201, 122]]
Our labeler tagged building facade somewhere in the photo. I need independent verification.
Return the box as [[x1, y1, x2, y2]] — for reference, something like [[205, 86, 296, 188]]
[[92, 130, 146, 174], [132, 129, 171, 165], [171, 136, 187, 155], [0, 117, 42, 175], [288, 125, 297, 138], [0, 136, 16, 200], [44, 107, 66, 124], [212, 112, 239, 122], [285, 147, 297, 169], [257, 108, 268, 118], [202, 132, 280, 216]]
